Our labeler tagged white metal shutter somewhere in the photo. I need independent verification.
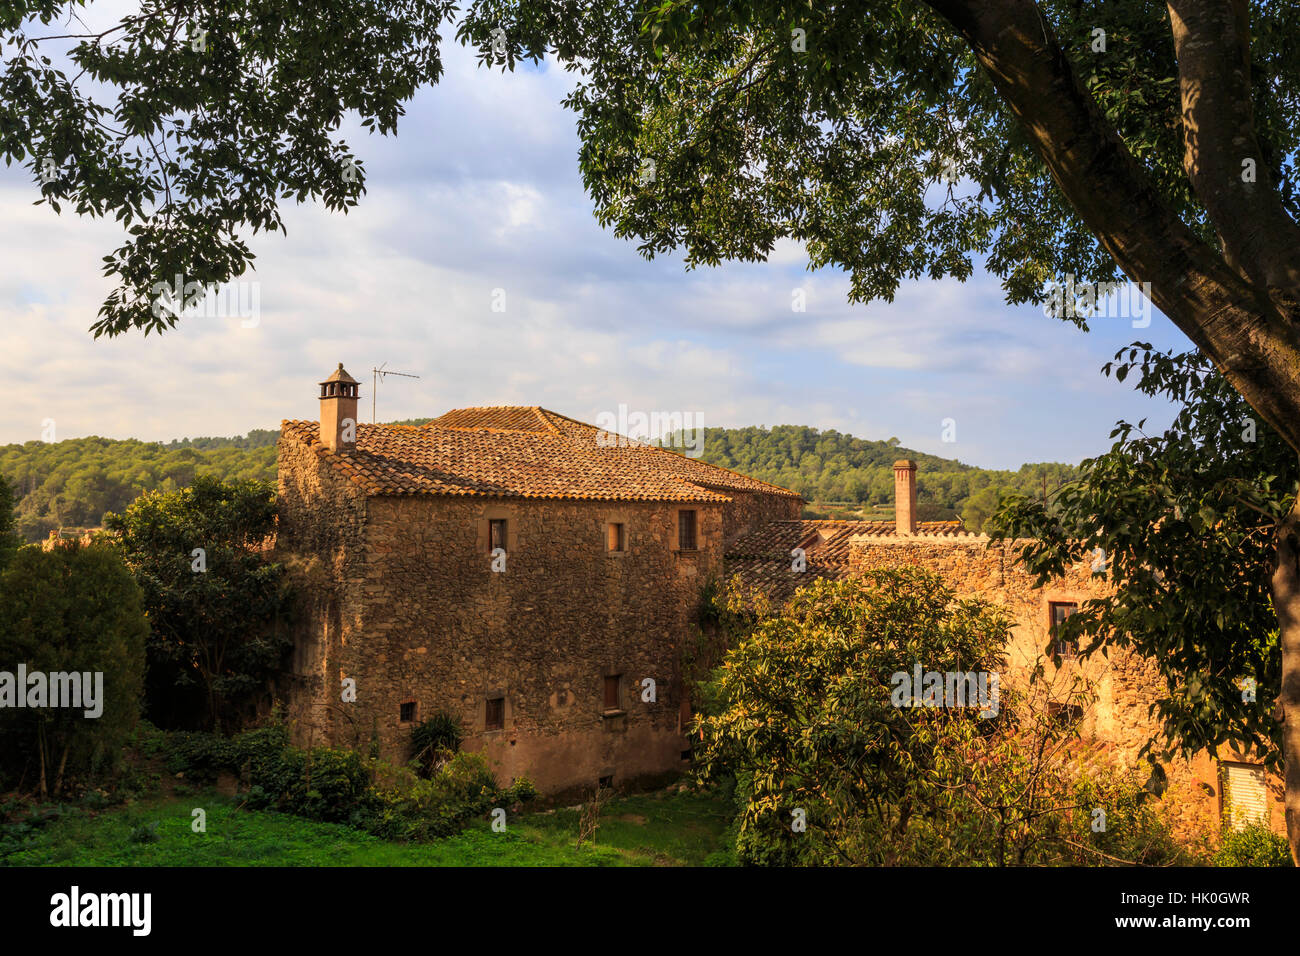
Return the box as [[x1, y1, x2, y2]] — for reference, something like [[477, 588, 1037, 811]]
[[1224, 762, 1269, 830]]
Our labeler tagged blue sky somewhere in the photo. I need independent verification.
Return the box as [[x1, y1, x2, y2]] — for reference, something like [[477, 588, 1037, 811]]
[[0, 22, 1194, 470]]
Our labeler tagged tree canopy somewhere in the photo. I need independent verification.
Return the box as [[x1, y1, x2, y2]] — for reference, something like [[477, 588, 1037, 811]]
[[0, 539, 148, 796], [0, 476, 21, 571], [695, 424, 1074, 525], [103, 475, 290, 731], [998, 345, 1293, 772], [693, 569, 1190, 865], [4, 0, 458, 336]]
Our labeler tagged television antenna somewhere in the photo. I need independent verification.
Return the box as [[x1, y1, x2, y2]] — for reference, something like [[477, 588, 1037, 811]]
[[371, 363, 421, 422]]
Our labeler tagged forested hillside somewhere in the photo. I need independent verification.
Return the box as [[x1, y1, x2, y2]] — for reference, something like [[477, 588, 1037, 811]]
[[0, 432, 278, 542], [0, 422, 1074, 541], [694, 426, 1075, 529]]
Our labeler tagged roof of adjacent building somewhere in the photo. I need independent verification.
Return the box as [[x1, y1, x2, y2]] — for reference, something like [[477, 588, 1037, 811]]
[[726, 518, 968, 560], [280, 406, 804, 503], [723, 518, 968, 602]]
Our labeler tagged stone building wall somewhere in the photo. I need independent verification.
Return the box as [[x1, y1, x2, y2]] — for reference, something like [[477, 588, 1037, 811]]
[[278, 449, 730, 796], [848, 532, 1222, 843], [716, 488, 803, 546], [275, 434, 372, 750]]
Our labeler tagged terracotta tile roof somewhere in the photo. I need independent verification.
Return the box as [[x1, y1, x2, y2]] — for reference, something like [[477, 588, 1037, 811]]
[[722, 559, 845, 604], [280, 409, 803, 503], [723, 518, 967, 603], [726, 519, 967, 561], [426, 406, 561, 434], [849, 521, 970, 539]]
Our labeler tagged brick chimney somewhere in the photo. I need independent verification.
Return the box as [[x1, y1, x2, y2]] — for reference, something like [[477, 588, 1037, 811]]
[[319, 363, 359, 453], [893, 459, 917, 535]]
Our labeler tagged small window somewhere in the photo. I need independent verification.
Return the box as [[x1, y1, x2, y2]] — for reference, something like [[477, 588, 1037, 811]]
[[607, 522, 626, 552], [489, 518, 507, 553], [598, 774, 614, 790], [603, 674, 621, 711], [678, 510, 698, 551], [399, 700, 417, 723], [485, 696, 505, 731], [1049, 602, 1078, 659], [1047, 702, 1083, 726]]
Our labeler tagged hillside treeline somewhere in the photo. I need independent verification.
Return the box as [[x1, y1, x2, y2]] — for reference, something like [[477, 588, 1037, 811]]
[[0, 423, 1074, 541], [0, 431, 277, 542], [696, 425, 1075, 529]]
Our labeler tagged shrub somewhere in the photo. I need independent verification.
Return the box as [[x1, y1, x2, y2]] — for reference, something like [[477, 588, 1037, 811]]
[[410, 712, 464, 777], [362, 752, 501, 841], [148, 725, 516, 842], [162, 731, 240, 784], [0, 799, 67, 861], [503, 776, 537, 804], [231, 724, 292, 774], [161, 723, 289, 785], [128, 821, 161, 844], [244, 746, 370, 823], [1215, 824, 1293, 867]]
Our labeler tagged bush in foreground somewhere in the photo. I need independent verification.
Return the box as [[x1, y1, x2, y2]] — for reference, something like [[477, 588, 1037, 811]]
[[694, 569, 1197, 866], [1215, 824, 1293, 867], [153, 723, 533, 841]]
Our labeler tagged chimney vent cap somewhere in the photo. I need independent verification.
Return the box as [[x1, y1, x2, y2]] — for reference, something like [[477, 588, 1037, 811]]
[[893, 459, 917, 469], [320, 363, 359, 386]]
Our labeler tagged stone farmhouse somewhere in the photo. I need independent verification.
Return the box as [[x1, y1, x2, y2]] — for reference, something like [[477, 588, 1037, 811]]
[[277, 365, 801, 796], [278, 366, 1283, 837]]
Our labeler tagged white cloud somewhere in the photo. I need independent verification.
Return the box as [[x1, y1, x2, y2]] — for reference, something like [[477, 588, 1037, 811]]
[[0, 33, 1189, 470]]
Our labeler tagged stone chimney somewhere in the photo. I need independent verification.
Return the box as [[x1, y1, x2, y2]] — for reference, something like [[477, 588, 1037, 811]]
[[893, 459, 917, 535], [319, 363, 360, 453]]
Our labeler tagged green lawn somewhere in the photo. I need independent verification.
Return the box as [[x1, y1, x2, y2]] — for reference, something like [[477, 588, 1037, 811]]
[[1, 787, 736, 867]]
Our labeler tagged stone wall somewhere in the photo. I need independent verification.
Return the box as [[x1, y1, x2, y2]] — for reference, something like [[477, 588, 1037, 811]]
[[716, 488, 804, 547], [275, 433, 369, 753]]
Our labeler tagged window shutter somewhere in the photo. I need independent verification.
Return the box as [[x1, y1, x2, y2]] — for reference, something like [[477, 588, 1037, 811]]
[[1049, 602, 1079, 658], [485, 697, 505, 731], [678, 510, 697, 550], [1224, 762, 1269, 830]]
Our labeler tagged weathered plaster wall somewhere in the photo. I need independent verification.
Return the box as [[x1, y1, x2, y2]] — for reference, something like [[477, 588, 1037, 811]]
[[847, 532, 1223, 842]]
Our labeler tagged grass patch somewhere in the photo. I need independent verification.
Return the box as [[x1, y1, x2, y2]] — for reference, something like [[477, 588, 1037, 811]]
[[523, 789, 736, 866], [2, 786, 735, 867]]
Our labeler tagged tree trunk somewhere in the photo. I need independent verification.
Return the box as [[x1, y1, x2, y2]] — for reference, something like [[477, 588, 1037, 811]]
[[36, 722, 47, 800], [928, 0, 1300, 866], [53, 738, 71, 798], [1271, 485, 1300, 865], [925, 0, 1300, 452], [1167, 0, 1300, 289]]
